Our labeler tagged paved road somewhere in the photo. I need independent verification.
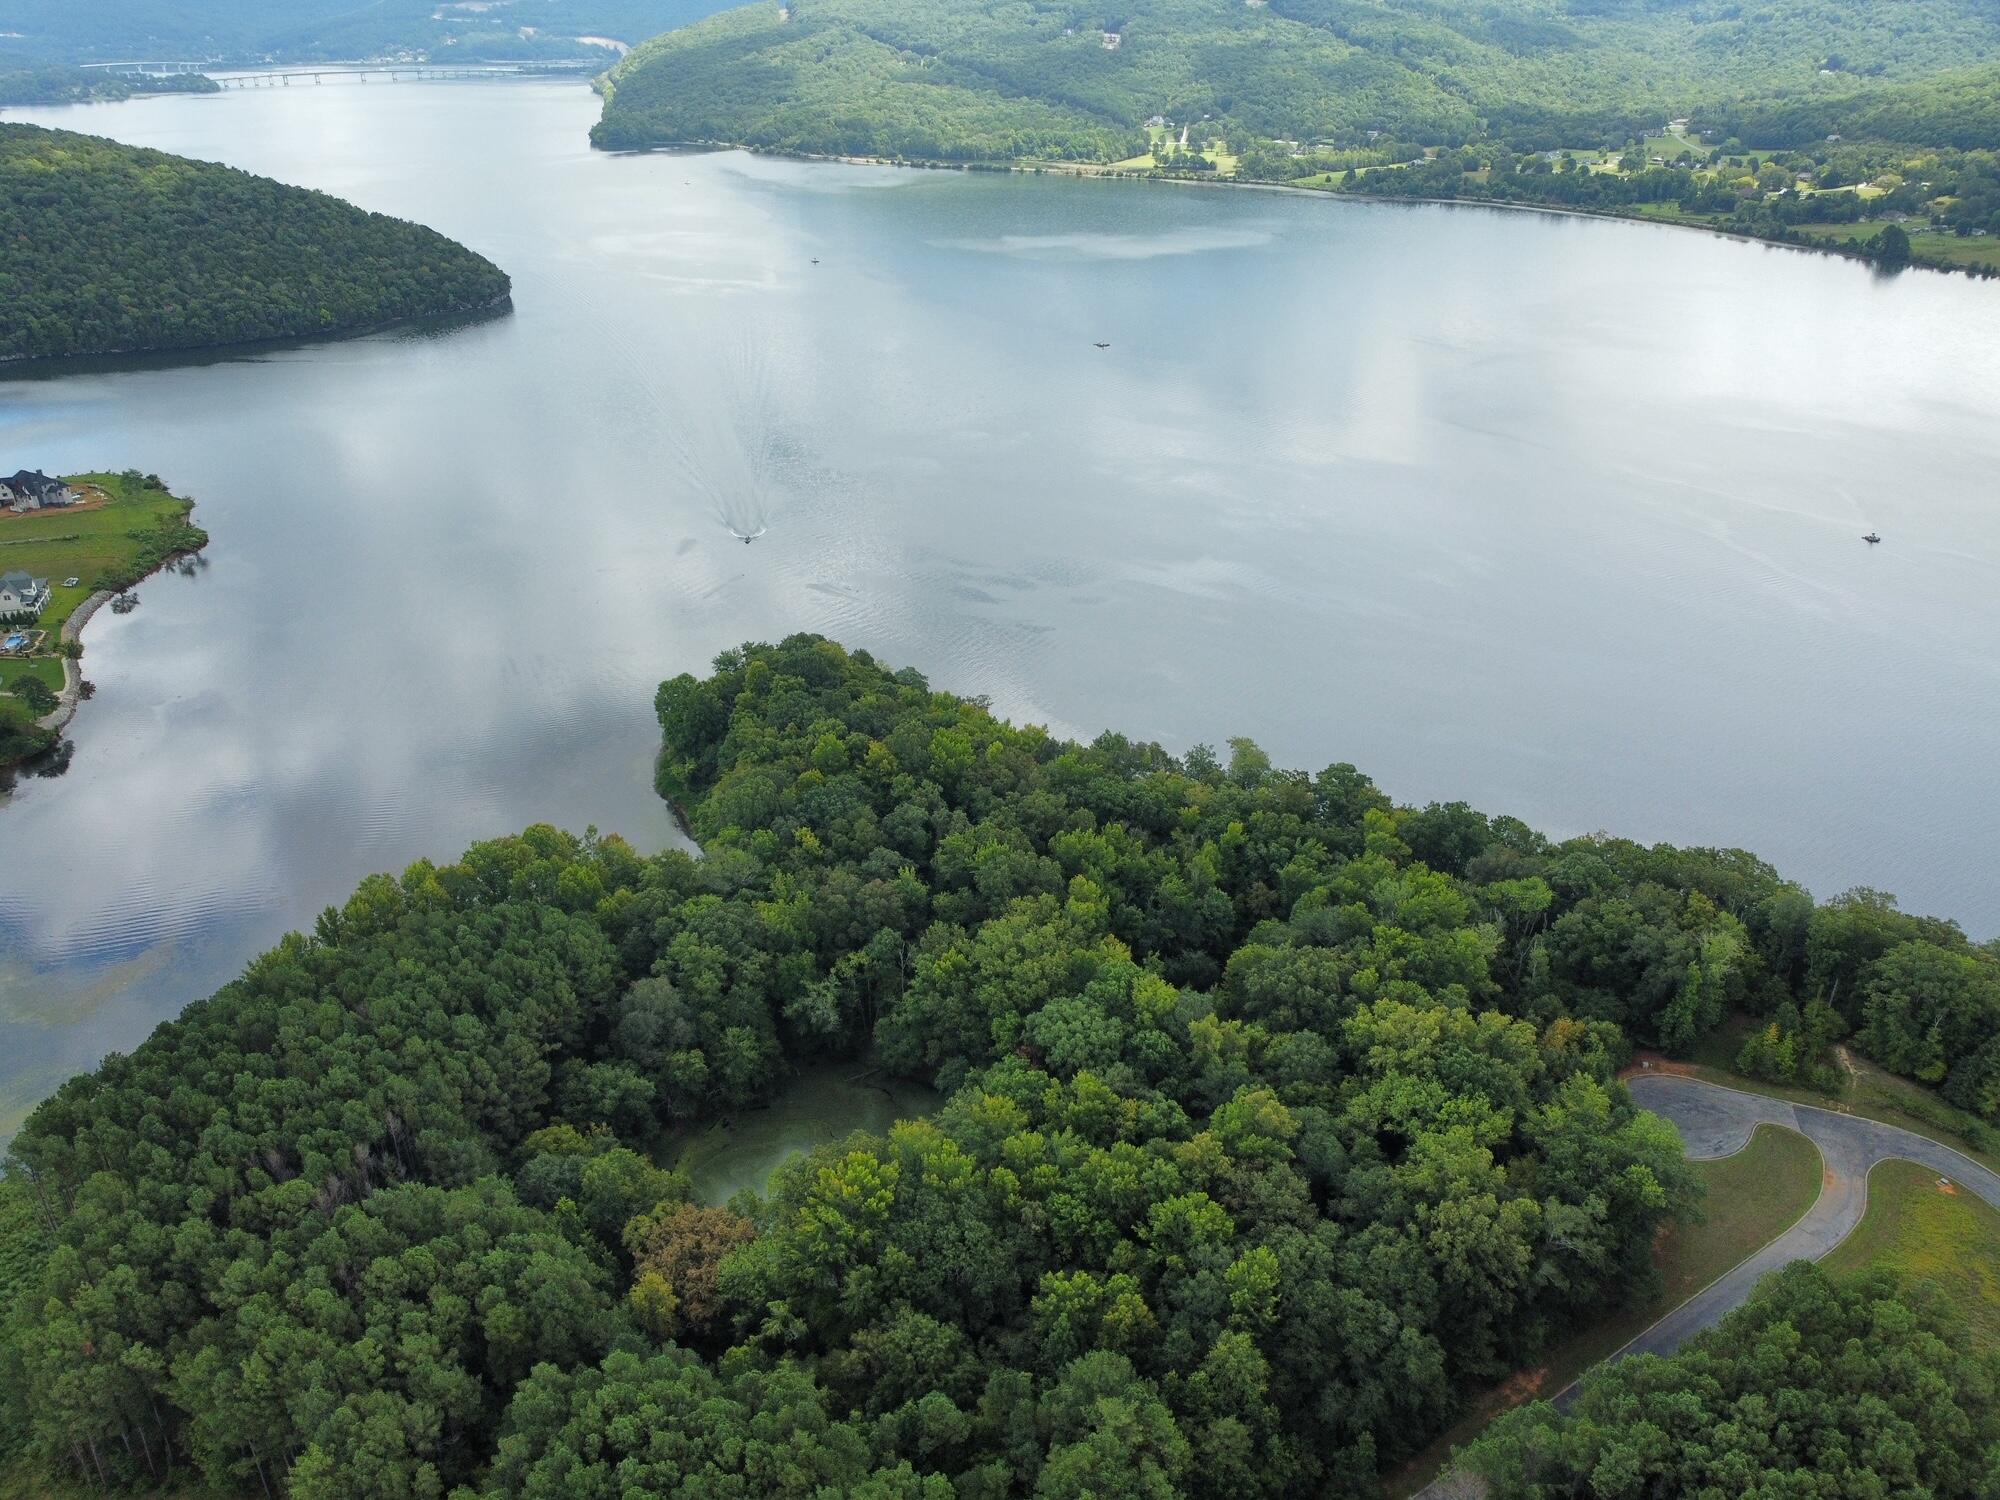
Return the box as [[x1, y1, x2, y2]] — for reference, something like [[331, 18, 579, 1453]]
[[1615, 1071, 2000, 1362], [1411, 1071, 2000, 1499]]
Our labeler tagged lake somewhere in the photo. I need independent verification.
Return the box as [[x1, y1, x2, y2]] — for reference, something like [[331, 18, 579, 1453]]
[[3, 80, 1998, 1139]]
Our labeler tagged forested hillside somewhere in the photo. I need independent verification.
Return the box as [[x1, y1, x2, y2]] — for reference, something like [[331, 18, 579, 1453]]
[[0, 66, 218, 106], [0, 126, 510, 361], [3, 635, 1997, 1495], [593, 0, 2000, 158], [1702, 61, 2000, 151]]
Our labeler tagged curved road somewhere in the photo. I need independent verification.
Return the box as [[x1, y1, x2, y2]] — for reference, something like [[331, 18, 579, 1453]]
[[1413, 1071, 2000, 1499], [1615, 1071, 2000, 1362]]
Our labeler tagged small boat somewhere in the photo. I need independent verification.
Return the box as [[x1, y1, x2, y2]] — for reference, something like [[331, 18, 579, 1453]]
[[1093, 341, 1111, 349], [1863, 532, 1881, 544]]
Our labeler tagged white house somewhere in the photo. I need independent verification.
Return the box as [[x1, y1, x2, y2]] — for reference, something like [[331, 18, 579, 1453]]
[[2, 471, 80, 513], [0, 570, 49, 619]]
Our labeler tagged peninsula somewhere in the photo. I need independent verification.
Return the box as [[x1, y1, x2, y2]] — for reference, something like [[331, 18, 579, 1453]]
[[0, 470, 206, 767], [5, 636, 2000, 1497], [0, 125, 512, 363]]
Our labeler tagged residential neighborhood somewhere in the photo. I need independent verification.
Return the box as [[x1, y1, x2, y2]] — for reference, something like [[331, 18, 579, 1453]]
[[2, 470, 81, 512]]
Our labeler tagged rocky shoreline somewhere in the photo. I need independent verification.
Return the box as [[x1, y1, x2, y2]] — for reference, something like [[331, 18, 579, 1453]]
[[35, 588, 113, 735]]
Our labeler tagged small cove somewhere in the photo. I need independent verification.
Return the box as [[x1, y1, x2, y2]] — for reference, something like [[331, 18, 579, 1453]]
[[663, 1061, 943, 1205]]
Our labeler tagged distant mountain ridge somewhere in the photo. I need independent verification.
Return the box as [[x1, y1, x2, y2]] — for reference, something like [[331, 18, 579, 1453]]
[[592, 0, 2000, 159]]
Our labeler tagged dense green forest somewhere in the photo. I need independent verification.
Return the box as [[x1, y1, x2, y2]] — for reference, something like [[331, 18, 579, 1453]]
[[3, 634, 1998, 1495], [1702, 61, 2000, 151], [0, 125, 510, 361], [0, 0, 732, 68], [1463, 1263, 2000, 1495], [0, 66, 217, 106], [593, 0, 2000, 158]]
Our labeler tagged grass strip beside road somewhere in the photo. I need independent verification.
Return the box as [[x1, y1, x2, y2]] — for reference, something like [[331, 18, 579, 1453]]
[[1824, 1157, 2000, 1351]]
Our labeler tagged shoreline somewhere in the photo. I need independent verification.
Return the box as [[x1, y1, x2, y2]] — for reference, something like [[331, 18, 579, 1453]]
[[4, 481, 209, 768], [602, 135, 1978, 279], [32, 531, 208, 739], [0, 291, 513, 371], [35, 588, 113, 736]]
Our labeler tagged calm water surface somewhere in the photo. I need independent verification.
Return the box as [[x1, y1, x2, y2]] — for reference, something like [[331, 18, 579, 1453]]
[[4, 81, 1999, 1136], [668, 1063, 942, 1206]]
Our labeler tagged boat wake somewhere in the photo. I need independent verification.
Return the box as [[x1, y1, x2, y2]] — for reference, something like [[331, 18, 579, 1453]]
[[554, 288, 798, 545]]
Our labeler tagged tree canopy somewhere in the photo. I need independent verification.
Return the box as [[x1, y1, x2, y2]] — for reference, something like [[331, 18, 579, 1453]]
[[1463, 1261, 2000, 1498], [2, 635, 1995, 1495], [0, 125, 511, 362], [0, 67, 217, 106]]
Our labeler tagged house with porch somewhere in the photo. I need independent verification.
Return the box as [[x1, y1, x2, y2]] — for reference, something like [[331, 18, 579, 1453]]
[[0, 570, 50, 620]]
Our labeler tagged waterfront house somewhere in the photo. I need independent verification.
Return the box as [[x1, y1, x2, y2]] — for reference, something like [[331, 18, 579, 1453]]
[[3, 471, 80, 512], [0, 570, 49, 619]]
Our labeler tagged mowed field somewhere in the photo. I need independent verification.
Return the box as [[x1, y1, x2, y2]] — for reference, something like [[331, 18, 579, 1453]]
[[1826, 1157, 2000, 1350], [0, 472, 200, 694], [1790, 217, 2000, 269]]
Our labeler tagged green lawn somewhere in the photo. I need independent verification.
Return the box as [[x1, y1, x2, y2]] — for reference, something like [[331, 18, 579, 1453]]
[[1385, 1122, 1823, 1497], [1094, 125, 1240, 177], [1825, 1158, 2000, 1352], [3, 655, 64, 695], [1789, 217, 2000, 269], [1104, 124, 1170, 170], [0, 471, 203, 710], [1630, 201, 1710, 222]]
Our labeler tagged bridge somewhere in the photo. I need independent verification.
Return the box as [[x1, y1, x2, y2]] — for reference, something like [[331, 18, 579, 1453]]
[[79, 60, 601, 86], [213, 65, 554, 88]]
